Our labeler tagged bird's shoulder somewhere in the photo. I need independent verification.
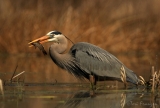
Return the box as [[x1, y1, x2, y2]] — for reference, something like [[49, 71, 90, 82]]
[[70, 42, 103, 51], [69, 42, 115, 62], [70, 42, 104, 53]]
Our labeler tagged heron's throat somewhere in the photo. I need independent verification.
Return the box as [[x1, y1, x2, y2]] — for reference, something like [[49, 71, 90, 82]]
[[51, 37, 68, 54], [49, 44, 72, 70], [49, 37, 72, 69]]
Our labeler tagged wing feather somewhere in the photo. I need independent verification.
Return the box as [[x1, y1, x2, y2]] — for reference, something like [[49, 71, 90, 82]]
[[70, 42, 138, 84]]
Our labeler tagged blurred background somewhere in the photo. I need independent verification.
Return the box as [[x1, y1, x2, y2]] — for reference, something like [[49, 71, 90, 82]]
[[0, 0, 159, 83]]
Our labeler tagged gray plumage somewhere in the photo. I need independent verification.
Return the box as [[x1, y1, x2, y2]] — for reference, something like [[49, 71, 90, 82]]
[[47, 31, 139, 85]]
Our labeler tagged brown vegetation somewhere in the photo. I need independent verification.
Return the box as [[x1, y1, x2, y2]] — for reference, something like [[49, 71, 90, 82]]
[[0, 0, 160, 82]]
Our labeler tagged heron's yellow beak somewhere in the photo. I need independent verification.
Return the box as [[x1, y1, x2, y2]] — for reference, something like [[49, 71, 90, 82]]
[[28, 36, 49, 47]]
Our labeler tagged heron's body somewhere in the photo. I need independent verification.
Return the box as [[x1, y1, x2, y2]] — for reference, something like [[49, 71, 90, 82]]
[[49, 41, 138, 84], [29, 31, 139, 86]]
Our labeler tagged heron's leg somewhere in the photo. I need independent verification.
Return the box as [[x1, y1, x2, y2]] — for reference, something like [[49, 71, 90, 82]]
[[89, 75, 96, 96], [89, 75, 96, 90]]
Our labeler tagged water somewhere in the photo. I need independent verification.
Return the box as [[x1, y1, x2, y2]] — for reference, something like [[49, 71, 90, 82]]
[[0, 82, 160, 108]]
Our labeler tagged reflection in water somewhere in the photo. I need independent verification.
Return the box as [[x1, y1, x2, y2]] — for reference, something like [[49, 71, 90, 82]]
[[1, 84, 160, 108], [57, 90, 160, 108], [58, 91, 136, 108]]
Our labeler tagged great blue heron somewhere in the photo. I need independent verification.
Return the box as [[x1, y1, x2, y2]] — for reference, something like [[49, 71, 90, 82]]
[[28, 31, 139, 88]]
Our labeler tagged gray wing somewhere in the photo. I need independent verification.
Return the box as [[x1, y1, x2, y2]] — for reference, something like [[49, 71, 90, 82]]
[[70, 42, 138, 84]]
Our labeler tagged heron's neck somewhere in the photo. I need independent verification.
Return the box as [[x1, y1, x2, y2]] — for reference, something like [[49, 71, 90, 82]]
[[49, 37, 69, 64], [53, 37, 68, 54], [49, 39, 72, 69]]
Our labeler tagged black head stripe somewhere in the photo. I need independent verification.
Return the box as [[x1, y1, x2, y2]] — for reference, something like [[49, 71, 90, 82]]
[[47, 31, 62, 36], [51, 31, 62, 35]]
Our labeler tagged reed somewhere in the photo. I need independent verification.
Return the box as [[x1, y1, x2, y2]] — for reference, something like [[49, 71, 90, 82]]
[[149, 66, 160, 93], [120, 66, 127, 88], [12, 71, 25, 80], [139, 76, 146, 86], [0, 79, 4, 98], [10, 64, 18, 82]]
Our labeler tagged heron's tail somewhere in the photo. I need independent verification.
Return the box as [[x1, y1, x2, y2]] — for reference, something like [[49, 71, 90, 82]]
[[126, 68, 140, 85]]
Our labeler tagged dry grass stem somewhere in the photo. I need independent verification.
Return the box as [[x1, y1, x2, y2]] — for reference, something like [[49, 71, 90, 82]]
[[139, 76, 146, 86], [12, 71, 25, 80], [10, 65, 18, 81], [120, 66, 127, 88], [150, 66, 160, 92], [0, 79, 4, 98]]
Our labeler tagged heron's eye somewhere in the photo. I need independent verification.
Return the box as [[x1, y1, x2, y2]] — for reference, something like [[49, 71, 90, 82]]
[[49, 34, 54, 38]]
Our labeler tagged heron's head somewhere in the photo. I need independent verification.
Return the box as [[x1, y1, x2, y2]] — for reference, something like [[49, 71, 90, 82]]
[[28, 31, 65, 47]]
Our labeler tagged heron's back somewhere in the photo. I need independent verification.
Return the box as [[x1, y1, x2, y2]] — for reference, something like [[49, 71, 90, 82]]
[[70, 42, 139, 84]]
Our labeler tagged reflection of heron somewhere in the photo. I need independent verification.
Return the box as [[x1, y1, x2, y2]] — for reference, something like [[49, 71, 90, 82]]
[[57, 91, 136, 108], [29, 31, 139, 88]]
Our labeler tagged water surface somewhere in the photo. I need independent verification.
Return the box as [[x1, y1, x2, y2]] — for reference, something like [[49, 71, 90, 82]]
[[0, 83, 160, 108]]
